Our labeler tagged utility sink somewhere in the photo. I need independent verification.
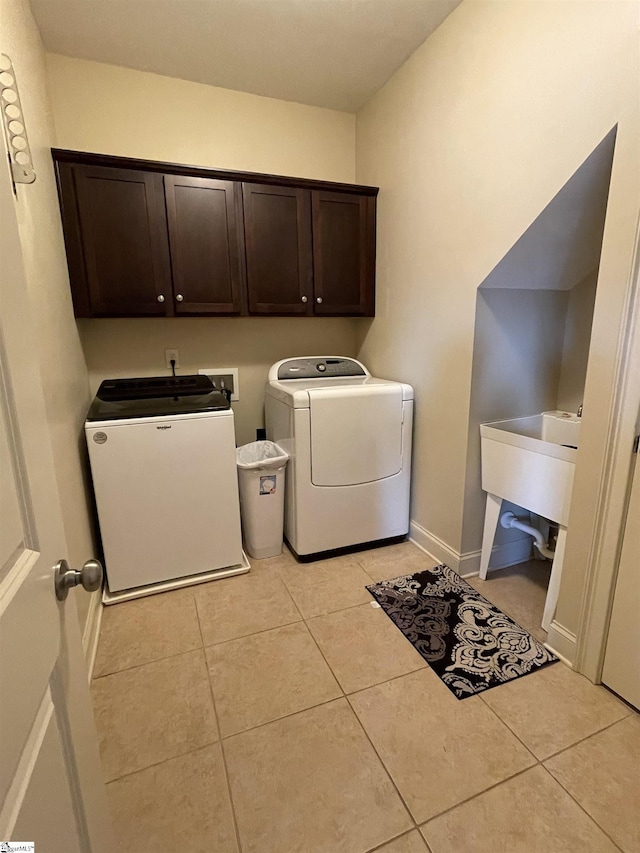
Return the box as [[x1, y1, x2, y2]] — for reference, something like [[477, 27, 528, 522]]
[[482, 411, 580, 463], [479, 411, 581, 632], [480, 411, 580, 526]]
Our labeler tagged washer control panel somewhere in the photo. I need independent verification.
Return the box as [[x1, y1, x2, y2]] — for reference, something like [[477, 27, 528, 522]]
[[275, 357, 367, 380]]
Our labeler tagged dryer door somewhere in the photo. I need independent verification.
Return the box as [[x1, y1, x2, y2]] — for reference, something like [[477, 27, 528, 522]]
[[308, 385, 403, 486]]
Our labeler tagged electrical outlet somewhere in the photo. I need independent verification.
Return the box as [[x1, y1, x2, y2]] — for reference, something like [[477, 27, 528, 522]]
[[198, 367, 239, 401], [165, 349, 179, 369]]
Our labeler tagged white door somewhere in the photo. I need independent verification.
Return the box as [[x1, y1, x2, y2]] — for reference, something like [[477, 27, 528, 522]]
[[0, 152, 113, 846], [602, 444, 640, 710]]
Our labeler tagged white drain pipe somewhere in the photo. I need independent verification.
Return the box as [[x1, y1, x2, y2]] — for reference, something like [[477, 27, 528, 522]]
[[500, 511, 555, 560]]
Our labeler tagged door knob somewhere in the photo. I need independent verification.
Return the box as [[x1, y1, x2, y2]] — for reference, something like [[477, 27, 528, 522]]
[[176, 293, 184, 302], [157, 294, 165, 303], [316, 297, 323, 304], [54, 558, 103, 601], [301, 296, 308, 303]]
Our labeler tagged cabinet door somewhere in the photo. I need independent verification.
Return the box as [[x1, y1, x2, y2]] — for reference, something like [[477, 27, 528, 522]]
[[165, 175, 243, 314], [242, 183, 312, 314], [312, 191, 375, 316], [73, 165, 172, 316]]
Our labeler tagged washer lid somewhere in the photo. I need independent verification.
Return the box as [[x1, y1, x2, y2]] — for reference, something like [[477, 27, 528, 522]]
[[87, 375, 230, 421], [309, 384, 404, 486]]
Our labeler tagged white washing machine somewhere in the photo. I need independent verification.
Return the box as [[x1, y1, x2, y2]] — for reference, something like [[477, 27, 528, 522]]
[[86, 375, 248, 602], [265, 356, 413, 558]]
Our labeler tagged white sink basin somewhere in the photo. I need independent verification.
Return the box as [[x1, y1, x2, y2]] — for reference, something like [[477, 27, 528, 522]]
[[481, 411, 580, 463], [540, 411, 580, 447], [480, 411, 580, 525]]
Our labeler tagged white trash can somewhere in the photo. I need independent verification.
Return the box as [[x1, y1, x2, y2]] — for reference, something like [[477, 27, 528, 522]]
[[236, 441, 289, 559]]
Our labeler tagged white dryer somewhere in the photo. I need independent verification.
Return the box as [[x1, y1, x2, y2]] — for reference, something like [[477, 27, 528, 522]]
[[265, 356, 413, 558]]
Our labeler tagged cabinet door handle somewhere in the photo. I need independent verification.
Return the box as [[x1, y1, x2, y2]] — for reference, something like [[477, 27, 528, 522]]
[[301, 296, 308, 303], [157, 294, 165, 303], [175, 293, 184, 302], [316, 297, 323, 304]]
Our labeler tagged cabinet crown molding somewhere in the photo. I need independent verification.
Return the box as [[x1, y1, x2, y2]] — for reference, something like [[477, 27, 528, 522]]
[[51, 149, 379, 198]]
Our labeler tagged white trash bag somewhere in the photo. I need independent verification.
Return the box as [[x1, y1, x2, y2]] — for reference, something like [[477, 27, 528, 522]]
[[236, 440, 288, 470]]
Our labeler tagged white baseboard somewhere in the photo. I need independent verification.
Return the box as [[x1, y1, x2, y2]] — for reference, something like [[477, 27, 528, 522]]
[[82, 589, 103, 682], [545, 620, 577, 667], [409, 520, 532, 578], [459, 538, 534, 578], [409, 521, 460, 569]]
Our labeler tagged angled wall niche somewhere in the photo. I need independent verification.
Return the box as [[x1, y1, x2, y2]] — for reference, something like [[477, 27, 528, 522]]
[[461, 128, 616, 569]]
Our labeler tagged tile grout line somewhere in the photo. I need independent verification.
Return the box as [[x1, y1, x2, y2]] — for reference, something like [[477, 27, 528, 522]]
[[541, 717, 635, 853], [473, 688, 631, 836], [211, 649, 426, 741], [479, 682, 633, 766], [91, 644, 208, 683], [298, 606, 418, 832], [342, 666, 430, 703], [195, 548, 429, 842], [375, 676, 544, 829], [275, 567, 377, 620], [220, 694, 345, 741], [537, 765, 626, 853], [342, 664, 428, 698], [345, 689, 419, 830], [304, 596, 385, 621], [201, 615, 304, 649], [104, 739, 221, 785], [477, 692, 541, 764], [347, 664, 611, 833], [92, 641, 205, 681], [416, 733, 627, 852], [268, 565, 307, 622], [194, 594, 245, 853], [213, 654, 427, 742], [417, 764, 539, 830], [211, 688, 420, 846], [364, 827, 430, 853], [92, 552, 418, 680], [540, 711, 635, 763]]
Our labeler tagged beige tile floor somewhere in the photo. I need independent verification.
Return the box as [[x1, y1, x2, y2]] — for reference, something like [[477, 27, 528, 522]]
[[91, 542, 638, 853]]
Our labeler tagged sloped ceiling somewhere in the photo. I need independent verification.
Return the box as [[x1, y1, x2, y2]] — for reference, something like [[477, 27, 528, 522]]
[[480, 130, 616, 291]]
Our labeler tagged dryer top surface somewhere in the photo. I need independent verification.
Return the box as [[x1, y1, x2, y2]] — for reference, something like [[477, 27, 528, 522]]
[[266, 375, 413, 407], [266, 356, 413, 407]]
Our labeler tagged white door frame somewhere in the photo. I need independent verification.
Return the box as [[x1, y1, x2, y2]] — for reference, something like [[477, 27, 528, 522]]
[[574, 212, 640, 682]]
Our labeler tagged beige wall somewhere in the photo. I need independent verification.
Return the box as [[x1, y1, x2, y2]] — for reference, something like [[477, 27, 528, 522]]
[[0, 1, 96, 632], [45, 54, 360, 444], [356, 0, 640, 638], [79, 318, 358, 446], [46, 53, 355, 182], [557, 269, 599, 414]]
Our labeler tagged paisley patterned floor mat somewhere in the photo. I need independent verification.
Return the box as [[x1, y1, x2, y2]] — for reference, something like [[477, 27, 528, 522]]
[[367, 563, 557, 699]]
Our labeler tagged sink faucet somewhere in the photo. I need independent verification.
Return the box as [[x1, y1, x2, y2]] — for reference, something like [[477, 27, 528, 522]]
[[577, 403, 583, 418]]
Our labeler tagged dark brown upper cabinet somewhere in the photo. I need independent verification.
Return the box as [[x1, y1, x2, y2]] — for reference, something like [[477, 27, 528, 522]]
[[242, 183, 312, 315], [312, 191, 375, 316], [165, 175, 243, 314], [59, 163, 172, 317], [53, 150, 378, 319]]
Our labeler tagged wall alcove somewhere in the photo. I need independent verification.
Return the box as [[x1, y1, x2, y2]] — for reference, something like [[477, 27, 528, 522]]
[[462, 128, 617, 580]]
